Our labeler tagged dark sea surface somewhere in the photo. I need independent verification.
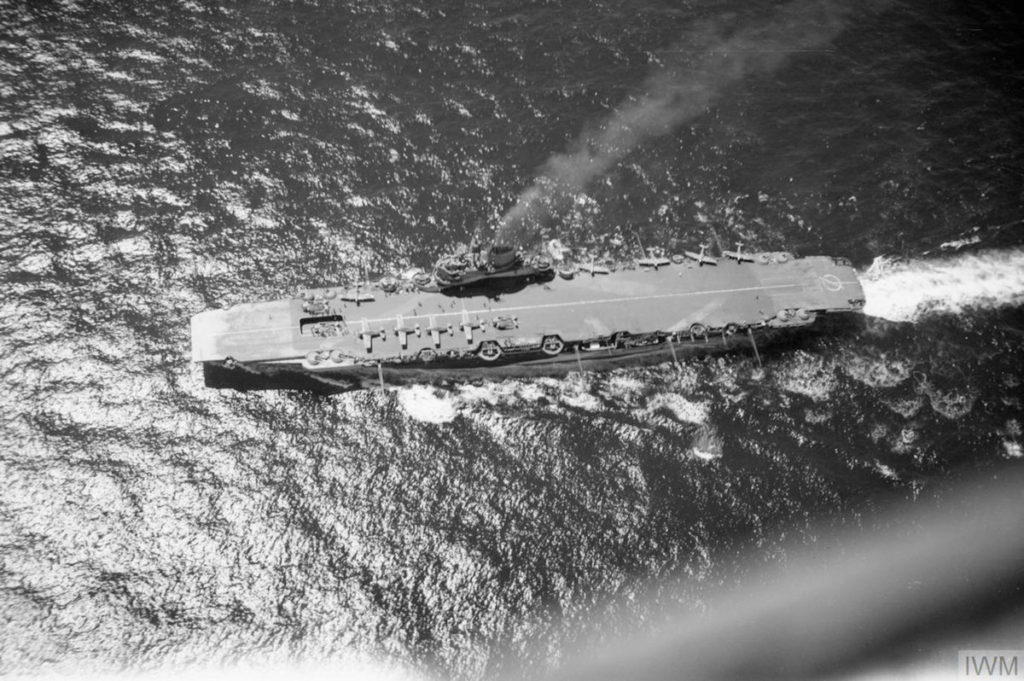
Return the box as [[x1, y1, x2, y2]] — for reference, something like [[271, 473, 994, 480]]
[[1, 1, 1023, 679]]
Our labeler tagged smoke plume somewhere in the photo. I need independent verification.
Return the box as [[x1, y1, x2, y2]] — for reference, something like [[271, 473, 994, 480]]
[[496, 0, 855, 245]]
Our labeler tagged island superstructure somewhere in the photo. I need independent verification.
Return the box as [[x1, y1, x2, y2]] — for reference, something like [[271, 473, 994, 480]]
[[190, 243, 865, 392]]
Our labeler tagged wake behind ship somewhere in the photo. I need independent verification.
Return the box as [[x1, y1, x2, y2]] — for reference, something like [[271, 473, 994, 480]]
[[190, 243, 866, 393]]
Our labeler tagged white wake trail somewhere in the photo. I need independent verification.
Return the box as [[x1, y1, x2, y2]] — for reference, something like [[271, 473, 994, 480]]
[[860, 247, 1024, 322]]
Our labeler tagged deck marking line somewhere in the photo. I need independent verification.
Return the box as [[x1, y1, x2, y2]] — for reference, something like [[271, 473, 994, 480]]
[[205, 279, 861, 338]]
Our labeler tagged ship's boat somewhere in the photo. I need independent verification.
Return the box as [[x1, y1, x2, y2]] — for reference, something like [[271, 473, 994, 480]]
[[557, 264, 578, 280], [190, 243, 866, 392]]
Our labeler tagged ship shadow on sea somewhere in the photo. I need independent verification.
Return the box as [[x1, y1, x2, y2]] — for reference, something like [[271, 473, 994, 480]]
[[200, 312, 868, 395]]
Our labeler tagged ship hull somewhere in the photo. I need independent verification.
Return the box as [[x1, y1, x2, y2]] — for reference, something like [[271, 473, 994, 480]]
[[191, 252, 866, 393], [198, 314, 864, 394]]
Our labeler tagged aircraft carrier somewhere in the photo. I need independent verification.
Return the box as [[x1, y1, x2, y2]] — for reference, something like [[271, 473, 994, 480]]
[[190, 243, 866, 392]]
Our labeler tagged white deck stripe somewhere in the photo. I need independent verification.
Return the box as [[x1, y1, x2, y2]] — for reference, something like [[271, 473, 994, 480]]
[[210, 279, 860, 338]]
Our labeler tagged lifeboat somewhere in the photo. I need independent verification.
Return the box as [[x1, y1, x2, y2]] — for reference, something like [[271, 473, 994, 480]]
[[557, 264, 578, 280]]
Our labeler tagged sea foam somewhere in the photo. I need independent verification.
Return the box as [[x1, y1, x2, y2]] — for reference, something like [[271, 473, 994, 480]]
[[646, 394, 709, 425], [396, 385, 457, 424], [860, 248, 1024, 322]]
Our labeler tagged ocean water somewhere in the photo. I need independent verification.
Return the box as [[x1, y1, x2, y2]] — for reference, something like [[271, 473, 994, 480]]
[[1, 1, 1022, 679]]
